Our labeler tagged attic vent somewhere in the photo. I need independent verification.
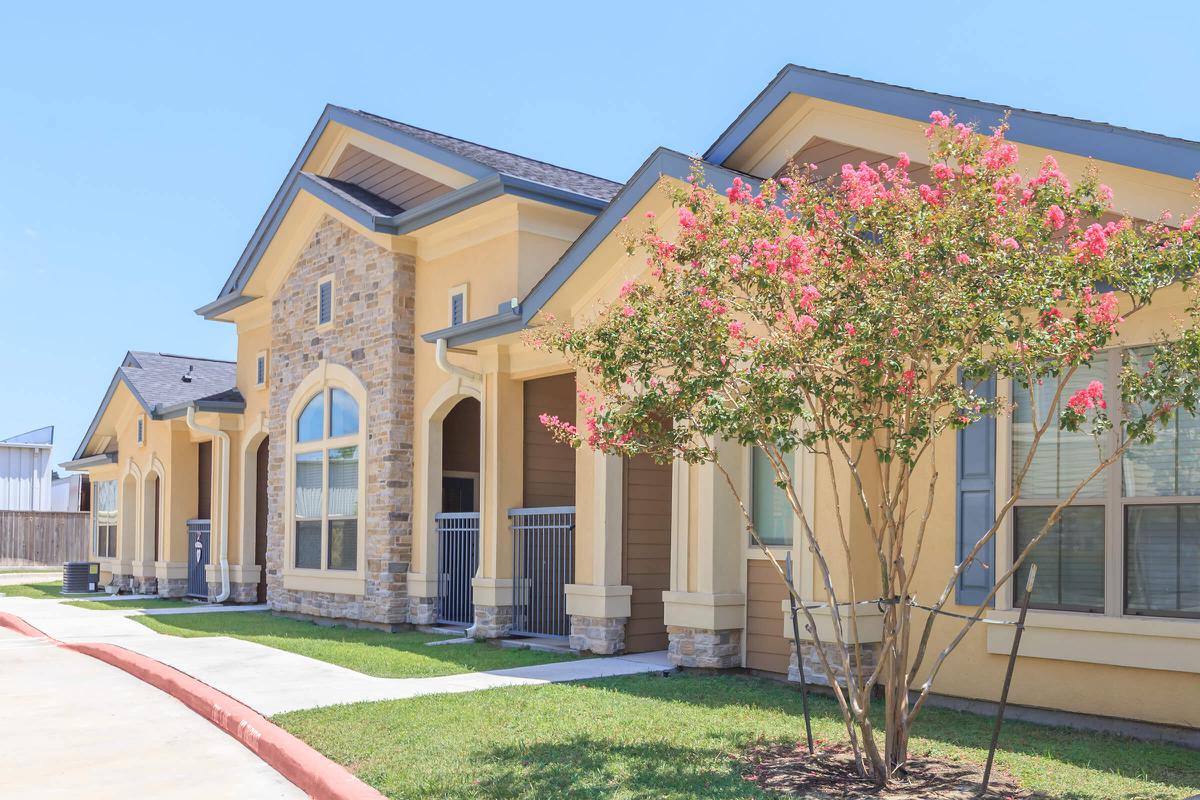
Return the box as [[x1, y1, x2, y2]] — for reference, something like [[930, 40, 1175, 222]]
[[182, 365, 194, 383]]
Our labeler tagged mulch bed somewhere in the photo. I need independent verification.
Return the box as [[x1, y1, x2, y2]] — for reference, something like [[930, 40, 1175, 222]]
[[741, 740, 1030, 799]]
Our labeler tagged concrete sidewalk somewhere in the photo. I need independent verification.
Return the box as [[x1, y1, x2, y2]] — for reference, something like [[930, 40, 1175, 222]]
[[0, 628, 304, 799], [0, 596, 673, 716]]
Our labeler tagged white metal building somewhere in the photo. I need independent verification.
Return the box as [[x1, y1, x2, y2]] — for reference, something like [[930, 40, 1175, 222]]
[[0, 426, 54, 511]]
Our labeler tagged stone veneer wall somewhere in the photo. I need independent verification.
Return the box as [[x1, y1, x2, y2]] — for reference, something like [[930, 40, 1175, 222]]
[[569, 615, 626, 655], [667, 625, 742, 668], [265, 215, 416, 627], [788, 640, 882, 687]]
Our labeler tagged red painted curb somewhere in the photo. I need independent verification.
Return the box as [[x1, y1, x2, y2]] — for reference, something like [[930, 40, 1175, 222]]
[[0, 611, 385, 800]]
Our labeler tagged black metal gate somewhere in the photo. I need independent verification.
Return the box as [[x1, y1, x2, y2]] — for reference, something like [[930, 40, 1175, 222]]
[[436, 512, 479, 626], [187, 520, 210, 599], [510, 506, 575, 638]]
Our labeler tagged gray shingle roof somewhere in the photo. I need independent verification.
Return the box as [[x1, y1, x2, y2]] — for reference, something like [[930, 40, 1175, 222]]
[[340, 107, 623, 203], [122, 352, 241, 413]]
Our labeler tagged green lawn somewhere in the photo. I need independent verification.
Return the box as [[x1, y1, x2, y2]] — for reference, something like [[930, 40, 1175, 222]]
[[0, 580, 105, 600], [63, 597, 198, 611], [275, 673, 1200, 800], [132, 611, 575, 678]]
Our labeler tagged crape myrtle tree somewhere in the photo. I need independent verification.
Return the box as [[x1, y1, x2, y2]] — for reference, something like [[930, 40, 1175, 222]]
[[533, 112, 1200, 785]]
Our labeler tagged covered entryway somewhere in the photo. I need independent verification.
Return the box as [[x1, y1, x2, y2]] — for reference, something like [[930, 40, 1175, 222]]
[[621, 453, 672, 652], [510, 373, 577, 638], [436, 397, 480, 626]]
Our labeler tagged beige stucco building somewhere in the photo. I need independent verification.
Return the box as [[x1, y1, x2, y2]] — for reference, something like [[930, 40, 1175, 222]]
[[65, 66, 1200, 731]]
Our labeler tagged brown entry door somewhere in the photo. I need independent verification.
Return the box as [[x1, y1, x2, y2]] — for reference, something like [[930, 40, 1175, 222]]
[[255, 437, 269, 603], [621, 453, 672, 652]]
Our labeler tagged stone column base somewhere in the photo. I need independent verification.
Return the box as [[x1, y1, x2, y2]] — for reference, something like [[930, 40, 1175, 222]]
[[667, 625, 742, 668], [131, 576, 158, 595], [569, 615, 626, 655], [790, 639, 882, 687], [408, 596, 437, 625], [157, 578, 189, 598], [205, 581, 260, 604], [473, 604, 513, 638]]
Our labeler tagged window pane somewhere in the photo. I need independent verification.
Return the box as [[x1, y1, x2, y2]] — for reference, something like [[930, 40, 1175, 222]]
[[295, 450, 322, 519], [295, 521, 321, 569], [329, 389, 359, 438], [297, 393, 324, 443], [751, 447, 794, 546], [1014, 505, 1104, 612], [1126, 505, 1200, 617], [328, 518, 357, 570], [328, 446, 359, 517], [1013, 356, 1107, 500]]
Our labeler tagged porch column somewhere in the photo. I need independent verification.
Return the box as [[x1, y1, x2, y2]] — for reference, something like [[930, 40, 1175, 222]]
[[565, 449, 631, 654], [663, 440, 746, 668], [472, 348, 522, 637]]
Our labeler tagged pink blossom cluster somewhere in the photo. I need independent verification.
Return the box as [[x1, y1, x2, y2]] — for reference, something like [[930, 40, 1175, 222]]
[[1082, 287, 1122, 333], [1066, 380, 1107, 413], [538, 413, 578, 437], [1070, 221, 1125, 263]]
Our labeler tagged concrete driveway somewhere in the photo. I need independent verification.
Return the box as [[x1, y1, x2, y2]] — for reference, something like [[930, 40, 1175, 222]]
[[0, 628, 304, 799]]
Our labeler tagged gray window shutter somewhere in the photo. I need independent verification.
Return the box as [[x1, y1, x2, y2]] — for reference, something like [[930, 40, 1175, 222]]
[[956, 374, 996, 607], [451, 293, 464, 326], [256, 355, 265, 385]]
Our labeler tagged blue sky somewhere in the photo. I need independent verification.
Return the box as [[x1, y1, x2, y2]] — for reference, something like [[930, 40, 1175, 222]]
[[2, 2, 1198, 468]]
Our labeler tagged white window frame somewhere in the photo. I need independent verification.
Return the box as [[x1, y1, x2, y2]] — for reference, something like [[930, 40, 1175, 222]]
[[283, 362, 367, 594], [1001, 347, 1200, 621], [448, 283, 469, 326], [255, 350, 268, 389], [316, 275, 335, 329]]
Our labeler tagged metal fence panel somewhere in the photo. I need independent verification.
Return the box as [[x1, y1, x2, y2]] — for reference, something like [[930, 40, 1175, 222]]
[[510, 506, 575, 638], [436, 512, 479, 626]]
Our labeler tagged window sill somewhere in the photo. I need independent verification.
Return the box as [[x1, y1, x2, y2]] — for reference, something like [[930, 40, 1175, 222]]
[[986, 608, 1200, 673], [282, 570, 365, 595]]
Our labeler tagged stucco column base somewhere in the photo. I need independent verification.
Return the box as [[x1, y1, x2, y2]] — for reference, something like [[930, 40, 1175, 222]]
[[154, 561, 188, 598], [569, 615, 627, 655], [667, 626, 742, 669], [405, 572, 438, 599], [408, 596, 437, 625]]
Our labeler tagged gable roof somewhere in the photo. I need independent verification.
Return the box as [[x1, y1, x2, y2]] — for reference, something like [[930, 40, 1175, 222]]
[[198, 105, 621, 320], [423, 64, 1200, 350], [67, 352, 243, 463], [346, 108, 621, 203], [422, 148, 759, 348], [706, 64, 1200, 179]]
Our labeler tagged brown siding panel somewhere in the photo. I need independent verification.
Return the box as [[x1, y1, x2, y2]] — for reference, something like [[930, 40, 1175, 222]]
[[522, 374, 576, 508], [622, 453, 672, 653], [746, 559, 790, 674]]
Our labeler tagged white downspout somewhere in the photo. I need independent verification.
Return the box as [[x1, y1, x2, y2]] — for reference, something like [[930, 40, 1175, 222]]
[[186, 405, 231, 603], [436, 337, 481, 386], [435, 338, 483, 636]]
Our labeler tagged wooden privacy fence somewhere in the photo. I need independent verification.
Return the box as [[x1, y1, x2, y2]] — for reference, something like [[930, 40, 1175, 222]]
[[0, 511, 89, 566]]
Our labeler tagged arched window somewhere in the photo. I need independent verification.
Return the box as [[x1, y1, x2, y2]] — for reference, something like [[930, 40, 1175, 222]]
[[293, 386, 361, 571]]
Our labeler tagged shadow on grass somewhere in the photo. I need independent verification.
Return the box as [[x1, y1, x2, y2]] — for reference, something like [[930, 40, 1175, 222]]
[[472, 734, 765, 800], [587, 673, 1200, 797]]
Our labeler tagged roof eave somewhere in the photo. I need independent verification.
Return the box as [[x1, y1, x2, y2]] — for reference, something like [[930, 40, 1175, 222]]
[[60, 452, 118, 472], [705, 64, 1200, 180], [420, 302, 525, 348], [154, 398, 247, 420]]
